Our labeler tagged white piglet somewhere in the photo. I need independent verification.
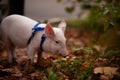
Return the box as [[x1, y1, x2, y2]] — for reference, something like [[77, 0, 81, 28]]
[[0, 14, 69, 64]]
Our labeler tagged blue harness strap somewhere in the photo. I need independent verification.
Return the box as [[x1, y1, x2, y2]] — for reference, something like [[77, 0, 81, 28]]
[[27, 22, 41, 45], [32, 22, 44, 31], [27, 22, 46, 51], [40, 34, 46, 51]]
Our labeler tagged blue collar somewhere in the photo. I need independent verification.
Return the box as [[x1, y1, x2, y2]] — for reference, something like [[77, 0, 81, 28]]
[[27, 22, 46, 51]]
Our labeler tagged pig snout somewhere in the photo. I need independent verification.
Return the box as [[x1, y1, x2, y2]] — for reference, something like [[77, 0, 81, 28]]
[[58, 49, 69, 57], [62, 52, 69, 57]]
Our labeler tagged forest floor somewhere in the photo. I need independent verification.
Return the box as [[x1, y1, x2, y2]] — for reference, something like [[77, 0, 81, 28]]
[[0, 28, 119, 80]]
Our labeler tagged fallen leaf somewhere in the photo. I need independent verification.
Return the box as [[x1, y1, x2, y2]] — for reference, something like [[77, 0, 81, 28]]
[[37, 57, 52, 68], [0, 70, 10, 77], [28, 71, 41, 80], [94, 67, 118, 79], [93, 45, 101, 52], [56, 72, 69, 80], [11, 66, 22, 77], [0, 68, 15, 73], [82, 61, 90, 68], [0, 65, 4, 69], [73, 49, 84, 56]]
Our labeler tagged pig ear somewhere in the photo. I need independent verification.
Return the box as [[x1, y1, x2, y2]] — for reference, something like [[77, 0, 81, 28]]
[[58, 20, 66, 33], [45, 23, 55, 38]]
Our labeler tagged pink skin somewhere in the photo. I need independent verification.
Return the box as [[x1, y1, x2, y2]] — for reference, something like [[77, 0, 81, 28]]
[[43, 22, 69, 57], [57, 49, 69, 57], [1, 15, 69, 64]]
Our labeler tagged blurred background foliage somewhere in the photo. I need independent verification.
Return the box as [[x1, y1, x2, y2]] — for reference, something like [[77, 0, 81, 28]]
[[56, 0, 120, 52]]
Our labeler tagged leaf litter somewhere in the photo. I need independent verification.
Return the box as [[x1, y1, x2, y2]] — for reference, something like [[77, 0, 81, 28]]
[[0, 28, 119, 80]]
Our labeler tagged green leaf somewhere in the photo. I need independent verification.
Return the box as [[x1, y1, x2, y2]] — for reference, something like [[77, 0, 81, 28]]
[[103, 7, 109, 15], [77, 0, 82, 2], [56, 0, 62, 3], [48, 71, 59, 80], [65, 6, 75, 13], [95, 0, 102, 3], [81, 4, 91, 9]]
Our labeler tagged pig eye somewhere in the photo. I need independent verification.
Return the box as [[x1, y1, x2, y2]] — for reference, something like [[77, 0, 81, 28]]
[[55, 41, 59, 44]]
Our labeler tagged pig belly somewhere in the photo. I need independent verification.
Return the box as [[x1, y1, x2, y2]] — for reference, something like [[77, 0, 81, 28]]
[[8, 28, 30, 48]]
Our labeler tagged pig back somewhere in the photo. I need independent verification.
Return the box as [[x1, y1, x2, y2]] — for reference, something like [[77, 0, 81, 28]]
[[1, 15, 37, 48]]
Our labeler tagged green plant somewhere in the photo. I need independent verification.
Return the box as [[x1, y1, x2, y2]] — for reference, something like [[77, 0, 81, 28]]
[[52, 58, 94, 80], [57, 0, 120, 32], [48, 71, 59, 80]]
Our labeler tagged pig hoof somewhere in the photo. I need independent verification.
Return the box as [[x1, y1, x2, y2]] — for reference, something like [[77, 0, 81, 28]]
[[5, 61, 17, 68], [22, 59, 35, 74], [5, 59, 17, 67], [13, 58, 18, 65]]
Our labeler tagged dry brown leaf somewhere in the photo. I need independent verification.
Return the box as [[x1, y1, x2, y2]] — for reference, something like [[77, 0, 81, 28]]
[[94, 67, 118, 79], [29, 71, 40, 77], [93, 45, 101, 52], [11, 66, 22, 77], [100, 74, 110, 80], [0, 65, 4, 69], [61, 57, 68, 61], [37, 57, 52, 68], [56, 72, 69, 80], [94, 67, 103, 74], [50, 54, 59, 60], [82, 61, 90, 68], [73, 49, 84, 56], [80, 61, 90, 72], [1, 50, 7, 57], [0, 68, 15, 73], [26, 64, 35, 73]]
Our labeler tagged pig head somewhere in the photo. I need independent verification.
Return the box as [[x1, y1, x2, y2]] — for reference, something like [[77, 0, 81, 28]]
[[43, 20, 69, 57]]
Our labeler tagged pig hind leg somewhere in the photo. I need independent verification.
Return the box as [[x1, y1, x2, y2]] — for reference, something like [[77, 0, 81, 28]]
[[7, 46, 15, 64], [5, 38, 16, 64]]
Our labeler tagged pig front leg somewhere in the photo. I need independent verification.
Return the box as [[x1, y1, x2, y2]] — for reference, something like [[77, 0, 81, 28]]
[[23, 46, 36, 74], [26, 46, 36, 64], [37, 50, 42, 64]]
